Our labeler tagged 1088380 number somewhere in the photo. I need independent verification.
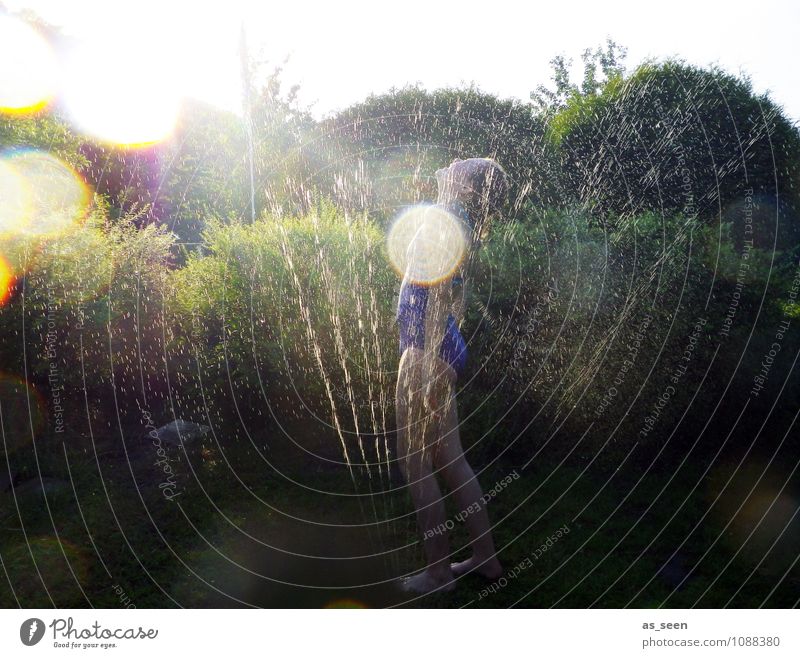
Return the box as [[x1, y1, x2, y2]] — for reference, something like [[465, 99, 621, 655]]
[[733, 636, 780, 647]]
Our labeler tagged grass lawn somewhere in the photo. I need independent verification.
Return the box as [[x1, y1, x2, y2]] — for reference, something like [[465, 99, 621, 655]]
[[2, 420, 798, 608]]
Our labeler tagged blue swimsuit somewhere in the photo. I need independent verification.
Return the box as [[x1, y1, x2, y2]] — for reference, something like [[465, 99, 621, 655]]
[[396, 201, 470, 378], [396, 276, 468, 378]]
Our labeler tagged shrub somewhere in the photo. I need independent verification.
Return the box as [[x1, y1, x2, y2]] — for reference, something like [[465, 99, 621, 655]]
[[549, 59, 800, 248], [0, 201, 175, 437], [458, 205, 795, 468], [167, 202, 397, 448]]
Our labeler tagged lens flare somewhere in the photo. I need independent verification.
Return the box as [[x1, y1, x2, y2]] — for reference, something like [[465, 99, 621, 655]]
[[0, 158, 30, 236], [387, 204, 467, 285], [323, 598, 368, 608], [706, 461, 800, 576], [62, 40, 181, 147], [2, 537, 90, 607], [0, 15, 57, 115], [0, 255, 13, 305], [0, 373, 45, 454], [0, 150, 90, 237]]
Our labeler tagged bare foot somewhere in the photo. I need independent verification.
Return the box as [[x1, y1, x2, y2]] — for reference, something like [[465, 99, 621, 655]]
[[400, 569, 456, 594], [451, 555, 503, 579]]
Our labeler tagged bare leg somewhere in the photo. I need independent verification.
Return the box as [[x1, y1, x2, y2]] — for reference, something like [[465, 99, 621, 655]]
[[435, 388, 502, 579], [395, 349, 455, 593]]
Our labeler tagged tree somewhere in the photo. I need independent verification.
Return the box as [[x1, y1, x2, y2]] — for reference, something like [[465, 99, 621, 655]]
[[244, 54, 318, 219], [531, 38, 628, 113], [321, 85, 560, 224], [547, 58, 800, 247]]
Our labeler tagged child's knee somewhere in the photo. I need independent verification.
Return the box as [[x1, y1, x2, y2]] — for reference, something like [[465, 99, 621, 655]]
[[439, 454, 475, 486]]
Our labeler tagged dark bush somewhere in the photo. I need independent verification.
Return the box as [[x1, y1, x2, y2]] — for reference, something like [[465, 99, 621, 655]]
[[550, 60, 800, 249]]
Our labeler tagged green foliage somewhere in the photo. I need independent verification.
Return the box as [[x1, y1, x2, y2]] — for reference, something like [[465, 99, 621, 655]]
[[247, 63, 318, 217], [531, 37, 628, 112], [547, 58, 800, 248], [156, 100, 252, 244], [0, 536, 90, 607], [3, 17, 800, 607], [321, 85, 560, 221], [168, 201, 397, 430], [161, 198, 799, 469], [0, 111, 87, 169], [457, 205, 797, 466], [0, 201, 175, 431]]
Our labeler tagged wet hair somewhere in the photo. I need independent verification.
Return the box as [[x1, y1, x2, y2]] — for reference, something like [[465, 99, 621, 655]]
[[439, 157, 509, 241], [436, 158, 509, 214], [472, 157, 509, 216]]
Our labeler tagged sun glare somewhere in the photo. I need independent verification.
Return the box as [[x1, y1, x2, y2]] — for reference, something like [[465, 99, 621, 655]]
[[0, 158, 30, 236], [61, 40, 182, 147], [0, 150, 90, 237], [0, 255, 13, 305], [387, 204, 467, 285], [0, 14, 58, 114]]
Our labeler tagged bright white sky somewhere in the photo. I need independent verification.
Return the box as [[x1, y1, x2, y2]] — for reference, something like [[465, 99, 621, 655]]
[[4, 0, 800, 122]]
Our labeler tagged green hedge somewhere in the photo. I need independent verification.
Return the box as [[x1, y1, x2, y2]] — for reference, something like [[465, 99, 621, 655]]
[[167, 201, 397, 438], [2, 199, 796, 469], [0, 201, 175, 442]]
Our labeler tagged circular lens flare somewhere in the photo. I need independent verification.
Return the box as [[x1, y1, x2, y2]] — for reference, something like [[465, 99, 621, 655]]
[[0, 158, 31, 236], [0, 15, 57, 114], [387, 204, 467, 285], [62, 40, 181, 147], [2, 537, 90, 607], [323, 598, 367, 609], [0, 255, 13, 305], [0, 373, 45, 453], [0, 150, 90, 238]]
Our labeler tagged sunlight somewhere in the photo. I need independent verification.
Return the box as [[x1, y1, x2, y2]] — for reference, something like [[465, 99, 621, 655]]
[[0, 255, 13, 305], [0, 150, 90, 237], [61, 39, 181, 147], [323, 598, 368, 608], [386, 204, 467, 285], [1, 0, 799, 617], [0, 14, 57, 114], [0, 158, 29, 236]]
